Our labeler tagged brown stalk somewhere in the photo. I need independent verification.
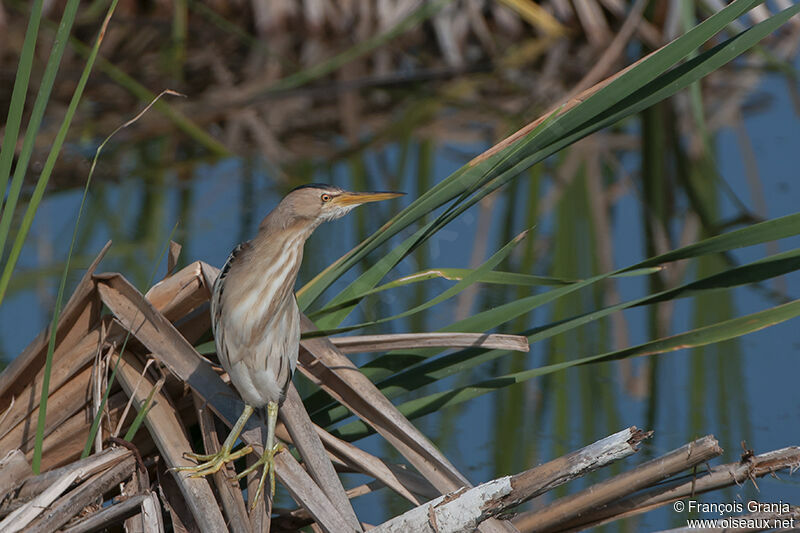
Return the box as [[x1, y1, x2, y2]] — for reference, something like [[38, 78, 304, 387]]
[[114, 351, 228, 533], [0, 364, 94, 455], [193, 393, 252, 533], [330, 332, 529, 354], [297, 315, 469, 493], [0, 450, 33, 503], [311, 423, 423, 504], [0, 326, 106, 445], [0, 241, 109, 410], [1, 446, 131, 515], [553, 446, 800, 531], [280, 384, 362, 531], [60, 493, 147, 533], [26, 455, 137, 533], [370, 427, 648, 532], [296, 315, 518, 533], [513, 435, 723, 532]]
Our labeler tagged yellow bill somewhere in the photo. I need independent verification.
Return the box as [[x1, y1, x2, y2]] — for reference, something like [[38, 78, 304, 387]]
[[334, 191, 405, 206]]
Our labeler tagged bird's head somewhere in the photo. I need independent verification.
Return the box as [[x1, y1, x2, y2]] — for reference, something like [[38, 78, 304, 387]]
[[276, 183, 404, 228]]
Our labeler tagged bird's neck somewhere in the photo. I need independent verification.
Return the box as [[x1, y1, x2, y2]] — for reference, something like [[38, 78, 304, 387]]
[[248, 225, 313, 292]]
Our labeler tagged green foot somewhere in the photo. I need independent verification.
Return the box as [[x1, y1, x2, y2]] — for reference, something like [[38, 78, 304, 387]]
[[173, 445, 253, 478], [237, 442, 284, 508]]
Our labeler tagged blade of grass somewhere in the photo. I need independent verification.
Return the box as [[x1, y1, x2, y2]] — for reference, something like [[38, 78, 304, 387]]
[[29, 0, 120, 474], [0, 0, 80, 265], [304, 229, 530, 338], [309, 220, 800, 423], [0, 0, 43, 204], [333, 298, 800, 440], [296, 0, 769, 311], [308, 266, 661, 320]]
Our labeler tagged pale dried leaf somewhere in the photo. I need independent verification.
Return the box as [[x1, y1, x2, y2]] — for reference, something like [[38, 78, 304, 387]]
[[331, 332, 529, 354], [298, 315, 469, 493], [281, 384, 362, 531], [115, 352, 228, 532], [0, 241, 110, 411], [312, 425, 421, 505]]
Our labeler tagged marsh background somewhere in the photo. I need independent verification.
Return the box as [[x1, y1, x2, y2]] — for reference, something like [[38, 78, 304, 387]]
[[1, 0, 799, 528]]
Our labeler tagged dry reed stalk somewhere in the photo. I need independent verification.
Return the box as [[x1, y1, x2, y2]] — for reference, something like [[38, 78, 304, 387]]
[[551, 445, 800, 531], [0, 325, 107, 445], [330, 332, 530, 353], [280, 384, 362, 531], [0, 450, 31, 502], [0, 446, 133, 531], [310, 423, 424, 504], [193, 393, 252, 533], [114, 351, 228, 533], [1, 446, 131, 512], [60, 493, 147, 533], [296, 315, 471, 493], [514, 435, 723, 532], [370, 427, 648, 532], [26, 455, 136, 532], [0, 364, 94, 453], [0, 242, 109, 411]]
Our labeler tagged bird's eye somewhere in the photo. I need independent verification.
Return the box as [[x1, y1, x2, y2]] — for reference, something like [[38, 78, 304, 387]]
[[321, 194, 332, 203]]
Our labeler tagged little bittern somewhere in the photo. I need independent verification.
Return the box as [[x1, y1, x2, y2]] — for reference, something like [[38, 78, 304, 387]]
[[176, 184, 403, 507]]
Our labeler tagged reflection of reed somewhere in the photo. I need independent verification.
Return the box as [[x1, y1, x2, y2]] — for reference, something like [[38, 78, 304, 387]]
[[4, 0, 797, 190]]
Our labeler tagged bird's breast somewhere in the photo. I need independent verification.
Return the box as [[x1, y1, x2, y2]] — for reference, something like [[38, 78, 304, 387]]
[[213, 235, 305, 406]]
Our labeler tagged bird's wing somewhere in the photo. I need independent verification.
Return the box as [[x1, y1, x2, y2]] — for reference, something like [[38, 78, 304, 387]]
[[211, 241, 251, 365]]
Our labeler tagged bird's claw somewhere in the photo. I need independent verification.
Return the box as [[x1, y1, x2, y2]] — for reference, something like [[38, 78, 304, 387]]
[[172, 445, 253, 477], [237, 442, 284, 509]]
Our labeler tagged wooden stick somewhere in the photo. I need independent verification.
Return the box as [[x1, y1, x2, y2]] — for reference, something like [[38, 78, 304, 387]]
[[514, 435, 723, 533], [27, 455, 136, 533], [552, 445, 800, 531], [60, 494, 146, 533], [370, 427, 648, 533], [1, 447, 131, 514], [281, 384, 362, 531], [193, 393, 252, 533]]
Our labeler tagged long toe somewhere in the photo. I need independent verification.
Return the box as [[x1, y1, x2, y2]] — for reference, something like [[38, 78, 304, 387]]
[[246, 444, 283, 510], [174, 446, 252, 477], [184, 451, 217, 462]]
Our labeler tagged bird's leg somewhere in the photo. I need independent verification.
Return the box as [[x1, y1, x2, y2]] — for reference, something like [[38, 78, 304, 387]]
[[236, 401, 283, 509], [174, 404, 255, 477]]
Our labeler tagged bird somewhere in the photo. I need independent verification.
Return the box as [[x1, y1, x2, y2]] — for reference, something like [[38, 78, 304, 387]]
[[175, 183, 403, 508]]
